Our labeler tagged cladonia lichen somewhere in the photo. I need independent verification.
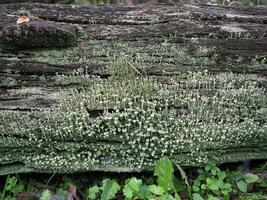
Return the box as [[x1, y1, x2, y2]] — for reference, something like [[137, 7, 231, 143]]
[[0, 60, 266, 173]]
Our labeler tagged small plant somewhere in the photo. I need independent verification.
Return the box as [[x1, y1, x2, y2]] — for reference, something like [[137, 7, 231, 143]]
[[232, 170, 259, 193], [85, 178, 120, 200], [86, 185, 100, 199], [85, 157, 183, 200], [191, 162, 261, 200], [40, 189, 52, 200], [192, 162, 233, 200], [0, 175, 24, 200], [56, 176, 76, 196], [154, 157, 181, 200], [122, 157, 183, 200]]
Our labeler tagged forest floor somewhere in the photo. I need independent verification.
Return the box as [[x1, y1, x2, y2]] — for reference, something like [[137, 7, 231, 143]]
[[0, 159, 266, 200]]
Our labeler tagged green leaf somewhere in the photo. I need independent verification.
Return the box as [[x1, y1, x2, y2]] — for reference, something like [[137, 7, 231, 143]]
[[206, 177, 212, 185], [86, 186, 100, 200], [3, 176, 24, 197], [6, 177, 18, 192], [139, 185, 153, 199], [123, 177, 142, 200], [244, 173, 259, 184], [232, 170, 243, 181], [175, 163, 189, 188], [174, 193, 181, 200], [211, 168, 217, 176], [208, 183, 219, 191], [160, 194, 176, 200], [206, 178, 219, 191], [218, 171, 226, 180], [154, 157, 174, 192], [192, 193, 204, 200], [197, 174, 206, 181], [222, 189, 229, 196], [222, 183, 232, 192], [236, 180, 247, 193], [101, 179, 120, 200], [207, 196, 220, 200], [216, 179, 224, 189], [154, 157, 182, 200], [205, 165, 211, 172], [214, 167, 221, 173], [192, 185, 200, 192], [149, 185, 164, 196], [194, 180, 201, 187], [40, 189, 51, 200], [200, 184, 206, 190]]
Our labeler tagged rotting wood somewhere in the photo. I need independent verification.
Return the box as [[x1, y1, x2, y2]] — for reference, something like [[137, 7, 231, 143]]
[[0, 3, 266, 174]]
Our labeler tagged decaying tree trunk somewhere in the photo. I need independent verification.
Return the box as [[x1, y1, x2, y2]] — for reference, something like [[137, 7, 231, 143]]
[[0, 3, 266, 175]]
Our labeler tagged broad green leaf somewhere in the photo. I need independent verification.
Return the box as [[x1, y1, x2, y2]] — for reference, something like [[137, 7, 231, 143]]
[[214, 167, 221, 173], [221, 183, 232, 192], [123, 177, 142, 200], [232, 170, 243, 181], [154, 157, 174, 192], [139, 185, 153, 199], [222, 189, 229, 196], [211, 168, 217, 176], [244, 173, 259, 184], [236, 180, 247, 193], [86, 186, 100, 200], [154, 157, 182, 200], [101, 179, 120, 200], [206, 178, 219, 191], [208, 183, 219, 191], [192, 185, 200, 192], [192, 193, 204, 200], [216, 179, 224, 189], [206, 177, 212, 185], [218, 171, 226, 180], [194, 180, 201, 187], [174, 192, 181, 200], [149, 185, 164, 196]]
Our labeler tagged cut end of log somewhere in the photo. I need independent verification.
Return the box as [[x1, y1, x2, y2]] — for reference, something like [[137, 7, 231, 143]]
[[0, 20, 79, 49]]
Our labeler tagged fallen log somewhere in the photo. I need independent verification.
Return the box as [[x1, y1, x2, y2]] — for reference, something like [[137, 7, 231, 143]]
[[0, 3, 266, 175]]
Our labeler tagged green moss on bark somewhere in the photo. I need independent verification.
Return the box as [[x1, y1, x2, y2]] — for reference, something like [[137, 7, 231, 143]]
[[0, 20, 78, 49], [0, 67, 266, 174]]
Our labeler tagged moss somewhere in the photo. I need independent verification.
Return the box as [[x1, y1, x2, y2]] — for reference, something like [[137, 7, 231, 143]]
[[0, 66, 266, 173], [17, 9, 33, 18], [0, 20, 78, 49], [0, 77, 18, 87]]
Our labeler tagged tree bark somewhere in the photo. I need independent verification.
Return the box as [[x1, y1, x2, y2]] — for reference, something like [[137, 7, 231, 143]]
[[0, 3, 266, 174]]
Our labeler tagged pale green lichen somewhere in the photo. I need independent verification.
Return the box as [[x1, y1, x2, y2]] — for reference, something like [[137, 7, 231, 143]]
[[0, 62, 266, 173]]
